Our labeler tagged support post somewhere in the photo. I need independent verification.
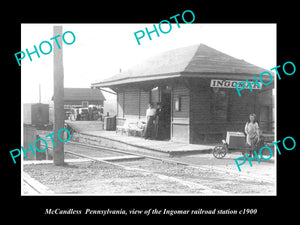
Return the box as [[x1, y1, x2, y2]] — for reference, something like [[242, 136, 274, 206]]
[[53, 26, 64, 165]]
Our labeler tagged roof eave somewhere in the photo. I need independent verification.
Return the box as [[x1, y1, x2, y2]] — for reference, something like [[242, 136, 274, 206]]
[[91, 73, 182, 88], [91, 70, 275, 88]]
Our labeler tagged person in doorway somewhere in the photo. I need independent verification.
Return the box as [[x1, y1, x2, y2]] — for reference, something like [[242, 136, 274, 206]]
[[155, 102, 163, 140], [244, 113, 260, 158], [143, 103, 156, 139]]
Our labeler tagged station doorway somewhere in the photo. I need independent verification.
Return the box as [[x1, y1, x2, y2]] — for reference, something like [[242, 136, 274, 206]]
[[159, 86, 171, 140], [150, 85, 171, 140]]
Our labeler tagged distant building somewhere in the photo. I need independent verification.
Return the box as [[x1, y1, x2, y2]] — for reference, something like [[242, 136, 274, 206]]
[[61, 88, 105, 109], [91, 44, 274, 144], [50, 88, 106, 122]]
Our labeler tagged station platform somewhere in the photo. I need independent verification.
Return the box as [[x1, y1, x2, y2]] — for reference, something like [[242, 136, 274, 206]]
[[64, 121, 274, 157], [71, 130, 215, 157]]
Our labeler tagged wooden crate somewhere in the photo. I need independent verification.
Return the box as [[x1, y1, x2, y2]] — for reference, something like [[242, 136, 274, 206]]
[[226, 131, 246, 149]]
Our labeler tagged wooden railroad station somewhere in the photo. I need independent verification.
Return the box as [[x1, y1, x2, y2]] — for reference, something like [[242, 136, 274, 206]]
[[91, 44, 274, 144]]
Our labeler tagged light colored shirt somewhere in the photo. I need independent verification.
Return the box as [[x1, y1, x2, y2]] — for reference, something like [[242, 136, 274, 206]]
[[245, 122, 259, 137], [146, 108, 156, 117], [245, 122, 259, 146]]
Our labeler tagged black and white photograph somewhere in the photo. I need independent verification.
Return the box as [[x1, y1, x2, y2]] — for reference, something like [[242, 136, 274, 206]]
[[20, 23, 277, 196], [4, 2, 300, 220]]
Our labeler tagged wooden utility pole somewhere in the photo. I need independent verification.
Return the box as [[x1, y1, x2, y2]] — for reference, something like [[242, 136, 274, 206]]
[[53, 26, 65, 165]]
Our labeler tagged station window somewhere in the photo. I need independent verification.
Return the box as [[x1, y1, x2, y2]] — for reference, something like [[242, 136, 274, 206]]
[[211, 88, 228, 121]]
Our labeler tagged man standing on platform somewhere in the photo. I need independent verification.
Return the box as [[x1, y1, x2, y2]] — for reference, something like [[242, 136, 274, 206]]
[[143, 103, 156, 139]]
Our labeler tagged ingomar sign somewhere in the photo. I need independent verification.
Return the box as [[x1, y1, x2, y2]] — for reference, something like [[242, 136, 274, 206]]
[[210, 79, 261, 89]]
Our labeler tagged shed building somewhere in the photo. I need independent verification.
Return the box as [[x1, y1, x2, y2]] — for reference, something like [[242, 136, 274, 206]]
[[91, 44, 274, 144], [61, 88, 106, 109], [50, 88, 106, 123]]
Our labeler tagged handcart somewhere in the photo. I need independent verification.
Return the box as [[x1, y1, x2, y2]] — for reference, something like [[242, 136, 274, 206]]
[[212, 131, 249, 159], [212, 131, 270, 159]]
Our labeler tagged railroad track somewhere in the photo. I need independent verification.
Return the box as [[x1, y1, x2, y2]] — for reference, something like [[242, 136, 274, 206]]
[[65, 141, 275, 184], [64, 144, 228, 195], [49, 141, 275, 195]]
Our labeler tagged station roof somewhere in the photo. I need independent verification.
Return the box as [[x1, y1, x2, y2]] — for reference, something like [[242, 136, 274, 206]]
[[91, 44, 271, 87], [51, 88, 106, 101]]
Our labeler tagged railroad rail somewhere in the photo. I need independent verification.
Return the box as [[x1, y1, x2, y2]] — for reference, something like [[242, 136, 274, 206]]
[[64, 144, 228, 195], [65, 141, 275, 184], [38, 141, 274, 194]]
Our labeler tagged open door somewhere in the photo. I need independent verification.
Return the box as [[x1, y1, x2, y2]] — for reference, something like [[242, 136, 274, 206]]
[[159, 86, 171, 140]]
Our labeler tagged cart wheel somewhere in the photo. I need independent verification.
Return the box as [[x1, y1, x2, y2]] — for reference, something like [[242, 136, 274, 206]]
[[213, 145, 227, 159]]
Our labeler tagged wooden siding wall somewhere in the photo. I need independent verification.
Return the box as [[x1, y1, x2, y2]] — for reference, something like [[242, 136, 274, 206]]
[[258, 88, 273, 106], [190, 84, 259, 144], [190, 87, 211, 123], [116, 88, 150, 126], [227, 90, 257, 123], [124, 88, 139, 117], [171, 85, 190, 143]]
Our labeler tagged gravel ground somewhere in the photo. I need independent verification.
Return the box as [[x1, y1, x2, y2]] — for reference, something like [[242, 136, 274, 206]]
[[23, 162, 218, 195], [23, 155, 275, 195], [23, 137, 276, 195], [118, 159, 275, 194]]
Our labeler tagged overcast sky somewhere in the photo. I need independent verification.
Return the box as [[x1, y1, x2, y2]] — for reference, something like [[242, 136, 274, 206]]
[[21, 23, 276, 104]]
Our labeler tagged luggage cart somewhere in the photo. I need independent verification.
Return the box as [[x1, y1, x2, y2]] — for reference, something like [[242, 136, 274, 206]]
[[212, 131, 269, 159], [212, 131, 248, 159]]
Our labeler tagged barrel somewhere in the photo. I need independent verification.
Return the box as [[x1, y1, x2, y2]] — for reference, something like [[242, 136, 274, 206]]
[[103, 116, 116, 131]]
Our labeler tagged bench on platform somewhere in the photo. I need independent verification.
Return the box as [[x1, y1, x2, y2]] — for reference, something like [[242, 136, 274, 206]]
[[116, 119, 146, 137]]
